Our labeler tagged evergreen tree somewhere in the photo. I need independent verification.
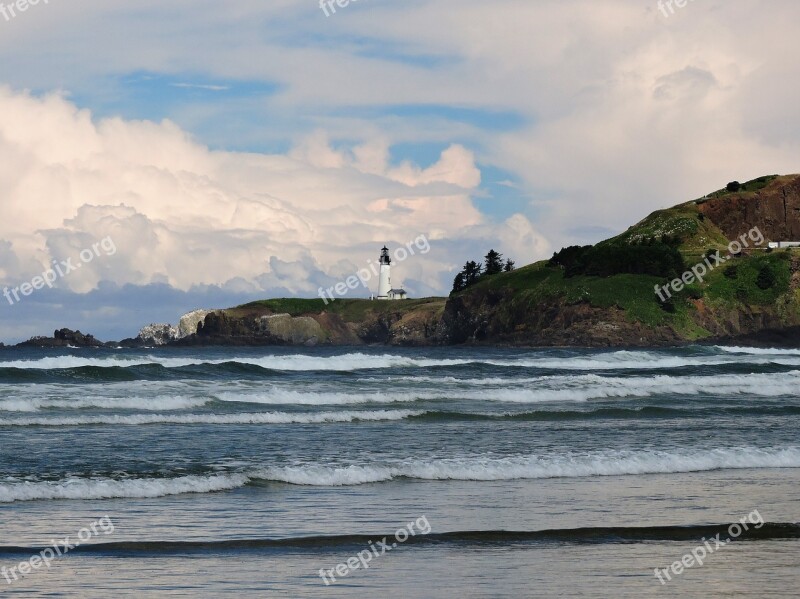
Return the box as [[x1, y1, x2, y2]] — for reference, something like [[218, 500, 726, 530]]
[[484, 250, 504, 276], [451, 272, 466, 294], [464, 260, 483, 286], [451, 252, 516, 294]]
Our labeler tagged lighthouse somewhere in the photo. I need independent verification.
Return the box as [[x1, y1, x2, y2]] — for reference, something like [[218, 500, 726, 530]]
[[377, 246, 392, 299], [376, 246, 408, 301]]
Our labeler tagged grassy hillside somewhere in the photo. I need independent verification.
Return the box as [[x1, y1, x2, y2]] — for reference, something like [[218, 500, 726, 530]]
[[448, 174, 800, 345], [228, 297, 446, 321]]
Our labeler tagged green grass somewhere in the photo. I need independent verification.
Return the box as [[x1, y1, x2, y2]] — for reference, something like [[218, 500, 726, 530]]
[[604, 203, 731, 261], [703, 251, 792, 307], [235, 298, 329, 316], [455, 248, 796, 338], [231, 297, 446, 322], [696, 174, 787, 204], [465, 262, 678, 328], [610, 204, 702, 245]]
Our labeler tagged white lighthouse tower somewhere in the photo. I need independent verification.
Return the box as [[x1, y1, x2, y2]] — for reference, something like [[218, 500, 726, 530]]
[[377, 246, 392, 300]]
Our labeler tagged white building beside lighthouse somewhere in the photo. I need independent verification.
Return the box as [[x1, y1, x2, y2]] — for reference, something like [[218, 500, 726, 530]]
[[376, 246, 407, 300]]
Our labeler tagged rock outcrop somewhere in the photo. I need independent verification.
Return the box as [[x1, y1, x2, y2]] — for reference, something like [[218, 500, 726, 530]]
[[136, 324, 178, 346], [17, 329, 106, 348], [255, 314, 323, 345], [178, 309, 214, 338], [168, 299, 446, 346], [698, 175, 800, 241]]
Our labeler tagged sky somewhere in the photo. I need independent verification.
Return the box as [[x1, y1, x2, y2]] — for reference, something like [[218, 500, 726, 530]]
[[0, 0, 798, 342]]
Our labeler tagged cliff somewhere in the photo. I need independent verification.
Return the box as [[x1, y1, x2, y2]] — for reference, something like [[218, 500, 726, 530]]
[[175, 174, 800, 348], [171, 298, 447, 346], [438, 174, 800, 347], [697, 175, 800, 241]]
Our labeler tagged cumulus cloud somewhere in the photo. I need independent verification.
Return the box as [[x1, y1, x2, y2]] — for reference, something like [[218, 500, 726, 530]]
[[0, 88, 546, 305]]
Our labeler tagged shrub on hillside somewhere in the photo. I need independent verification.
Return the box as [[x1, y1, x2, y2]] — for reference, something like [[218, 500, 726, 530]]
[[549, 238, 685, 280], [756, 265, 777, 290]]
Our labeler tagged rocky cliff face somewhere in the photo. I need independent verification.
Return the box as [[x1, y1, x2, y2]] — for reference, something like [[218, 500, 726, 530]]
[[698, 175, 800, 241], [171, 299, 447, 346], [178, 309, 214, 338], [440, 290, 683, 347], [137, 324, 178, 346]]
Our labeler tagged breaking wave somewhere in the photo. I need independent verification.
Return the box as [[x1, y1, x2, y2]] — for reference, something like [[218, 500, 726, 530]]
[[218, 371, 800, 405], [4, 447, 797, 501], [3, 349, 799, 374], [0, 474, 248, 503], [0, 396, 209, 413], [716, 346, 800, 356], [257, 446, 800, 486]]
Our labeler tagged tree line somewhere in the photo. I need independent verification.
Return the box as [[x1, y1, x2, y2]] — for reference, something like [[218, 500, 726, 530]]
[[451, 249, 515, 293], [547, 236, 685, 279]]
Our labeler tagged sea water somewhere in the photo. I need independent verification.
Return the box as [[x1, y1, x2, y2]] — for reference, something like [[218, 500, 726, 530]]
[[0, 345, 798, 597]]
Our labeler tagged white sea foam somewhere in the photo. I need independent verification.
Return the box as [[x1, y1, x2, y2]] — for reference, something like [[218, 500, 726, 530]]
[[256, 446, 800, 486], [0, 356, 159, 370], [215, 389, 433, 406], [359, 375, 548, 385], [716, 346, 800, 356], [0, 396, 209, 413], [2, 349, 799, 372], [501, 354, 800, 371], [2, 369, 795, 414], [0, 353, 473, 371], [217, 371, 800, 406], [0, 410, 423, 427], [5, 446, 797, 501], [0, 474, 249, 503]]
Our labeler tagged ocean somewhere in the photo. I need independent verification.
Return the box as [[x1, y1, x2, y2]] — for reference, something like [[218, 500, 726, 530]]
[[0, 344, 798, 597]]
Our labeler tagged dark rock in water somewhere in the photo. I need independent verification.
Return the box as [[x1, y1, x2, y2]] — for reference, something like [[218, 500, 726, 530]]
[[17, 328, 106, 348], [713, 326, 800, 349]]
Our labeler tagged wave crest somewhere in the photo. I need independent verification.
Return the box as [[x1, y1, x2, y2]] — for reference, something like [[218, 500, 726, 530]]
[[256, 446, 800, 486]]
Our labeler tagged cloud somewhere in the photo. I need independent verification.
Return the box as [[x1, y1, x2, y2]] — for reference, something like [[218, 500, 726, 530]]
[[1, 0, 799, 337], [0, 87, 547, 341]]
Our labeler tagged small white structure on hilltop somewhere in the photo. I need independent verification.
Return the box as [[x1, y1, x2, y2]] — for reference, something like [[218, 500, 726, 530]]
[[768, 241, 800, 249], [376, 246, 407, 301]]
